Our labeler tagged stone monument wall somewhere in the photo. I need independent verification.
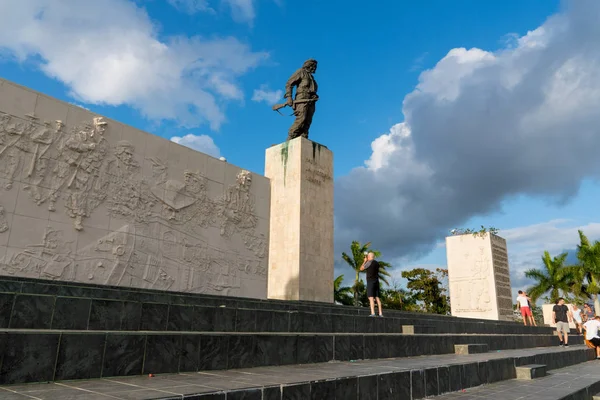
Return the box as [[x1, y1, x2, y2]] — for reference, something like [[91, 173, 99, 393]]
[[0, 77, 270, 298], [446, 232, 513, 321]]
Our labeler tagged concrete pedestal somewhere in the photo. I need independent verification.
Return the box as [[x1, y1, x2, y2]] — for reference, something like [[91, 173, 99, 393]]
[[265, 137, 334, 302]]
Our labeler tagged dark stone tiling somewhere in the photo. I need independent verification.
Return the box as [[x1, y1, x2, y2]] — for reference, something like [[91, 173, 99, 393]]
[[255, 335, 297, 367], [0, 333, 60, 384], [438, 366, 450, 395], [227, 336, 255, 369], [358, 375, 377, 400], [235, 309, 256, 332], [289, 312, 302, 332], [51, 297, 91, 330], [199, 335, 228, 371], [193, 306, 215, 332], [334, 376, 358, 399], [262, 386, 281, 400], [101, 334, 146, 378], [411, 369, 425, 399], [281, 382, 310, 400], [121, 301, 142, 331], [9, 294, 54, 329], [144, 335, 182, 374], [334, 336, 350, 361], [0, 279, 22, 292], [310, 379, 335, 399], [226, 388, 262, 400], [89, 299, 123, 330], [168, 305, 194, 331], [349, 335, 364, 361], [54, 333, 105, 380], [425, 367, 439, 397], [140, 302, 169, 330], [0, 293, 14, 328], [214, 307, 236, 332], [448, 365, 466, 392], [255, 310, 272, 332], [180, 335, 201, 372]]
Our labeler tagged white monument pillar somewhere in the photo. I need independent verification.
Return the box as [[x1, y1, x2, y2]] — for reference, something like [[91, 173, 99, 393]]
[[445, 232, 513, 321], [265, 137, 334, 302]]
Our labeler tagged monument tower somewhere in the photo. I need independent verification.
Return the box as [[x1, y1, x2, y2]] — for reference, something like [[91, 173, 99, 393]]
[[445, 231, 513, 321], [265, 59, 334, 302]]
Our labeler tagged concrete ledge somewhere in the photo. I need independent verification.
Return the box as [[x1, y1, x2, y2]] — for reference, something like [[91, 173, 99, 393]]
[[455, 344, 489, 354], [516, 364, 547, 379]]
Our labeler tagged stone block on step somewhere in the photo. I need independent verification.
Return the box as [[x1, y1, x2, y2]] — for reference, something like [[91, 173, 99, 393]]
[[454, 344, 489, 355], [516, 364, 547, 380]]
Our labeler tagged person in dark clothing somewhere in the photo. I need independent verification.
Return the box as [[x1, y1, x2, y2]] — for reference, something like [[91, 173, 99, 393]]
[[553, 297, 572, 346], [360, 252, 383, 317]]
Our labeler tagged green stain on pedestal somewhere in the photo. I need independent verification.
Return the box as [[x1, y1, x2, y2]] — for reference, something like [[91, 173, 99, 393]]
[[311, 141, 325, 160], [281, 141, 289, 185]]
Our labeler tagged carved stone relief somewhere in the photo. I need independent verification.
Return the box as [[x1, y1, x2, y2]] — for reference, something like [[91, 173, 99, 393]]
[[0, 108, 268, 297]]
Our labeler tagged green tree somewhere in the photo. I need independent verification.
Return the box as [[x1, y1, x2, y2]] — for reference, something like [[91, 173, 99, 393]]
[[575, 230, 600, 312], [525, 251, 574, 303], [379, 279, 414, 311], [333, 275, 354, 306], [341, 241, 391, 306], [401, 268, 450, 314]]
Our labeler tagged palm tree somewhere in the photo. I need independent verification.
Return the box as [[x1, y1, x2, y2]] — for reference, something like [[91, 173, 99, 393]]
[[525, 251, 574, 303], [341, 241, 392, 306], [575, 230, 600, 312], [333, 275, 353, 306]]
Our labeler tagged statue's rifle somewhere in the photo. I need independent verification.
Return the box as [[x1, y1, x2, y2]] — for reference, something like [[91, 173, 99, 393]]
[[272, 98, 318, 116]]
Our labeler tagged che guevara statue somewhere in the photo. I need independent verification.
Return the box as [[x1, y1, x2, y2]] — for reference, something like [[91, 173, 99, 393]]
[[272, 59, 319, 140]]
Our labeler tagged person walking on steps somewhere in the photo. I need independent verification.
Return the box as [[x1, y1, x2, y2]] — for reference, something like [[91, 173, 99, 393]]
[[553, 297, 572, 347], [360, 252, 383, 317]]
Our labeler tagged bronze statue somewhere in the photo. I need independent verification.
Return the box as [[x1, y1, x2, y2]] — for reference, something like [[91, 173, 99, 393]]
[[272, 59, 319, 140]]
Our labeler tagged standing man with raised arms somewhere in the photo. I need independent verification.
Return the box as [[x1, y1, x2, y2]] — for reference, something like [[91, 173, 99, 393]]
[[360, 252, 383, 317]]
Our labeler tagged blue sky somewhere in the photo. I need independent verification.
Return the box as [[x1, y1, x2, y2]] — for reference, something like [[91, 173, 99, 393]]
[[2, 0, 600, 298]]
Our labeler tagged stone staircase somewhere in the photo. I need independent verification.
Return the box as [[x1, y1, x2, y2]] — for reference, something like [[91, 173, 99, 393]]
[[0, 275, 591, 399]]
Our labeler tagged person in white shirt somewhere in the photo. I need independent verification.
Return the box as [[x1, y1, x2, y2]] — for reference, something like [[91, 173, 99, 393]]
[[572, 304, 583, 334], [583, 315, 600, 358], [516, 290, 536, 326]]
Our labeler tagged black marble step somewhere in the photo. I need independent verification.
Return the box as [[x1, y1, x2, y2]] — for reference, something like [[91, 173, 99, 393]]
[[0, 329, 583, 385], [0, 345, 594, 399], [436, 358, 600, 400], [0, 276, 555, 335]]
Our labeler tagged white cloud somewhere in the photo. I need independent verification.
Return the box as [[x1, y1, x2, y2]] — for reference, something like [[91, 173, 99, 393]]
[[251, 84, 282, 105], [0, 0, 269, 130], [171, 134, 221, 158], [167, 0, 215, 14], [335, 0, 600, 262], [223, 0, 255, 25], [168, 0, 255, 25]]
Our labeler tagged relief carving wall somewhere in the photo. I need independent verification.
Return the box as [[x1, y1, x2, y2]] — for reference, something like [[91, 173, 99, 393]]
[[446, 232, 513, 321], [0, 79, 269, 298]]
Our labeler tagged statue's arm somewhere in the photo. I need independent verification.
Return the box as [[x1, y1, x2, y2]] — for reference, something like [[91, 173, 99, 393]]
[[284, 70, 302, 99]]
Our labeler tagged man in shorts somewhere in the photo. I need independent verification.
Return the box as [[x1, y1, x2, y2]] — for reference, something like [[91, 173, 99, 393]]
[[516, 290, 536, 326], [583, 315, 600, 358], [360, 252, 383, 317], [553, 297, 572, 346]]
